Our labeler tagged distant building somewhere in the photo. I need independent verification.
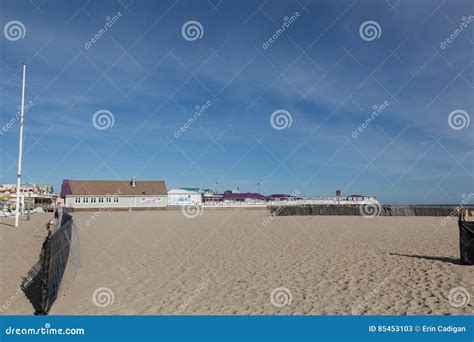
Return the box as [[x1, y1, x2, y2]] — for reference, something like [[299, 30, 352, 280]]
[[167, 188, 202, 206], [0, 183, 56, 210], [222, 192, 266, 203], [267, 194, 296, 201], [61, 178, 167, 210], [202, 192, 223, 204]]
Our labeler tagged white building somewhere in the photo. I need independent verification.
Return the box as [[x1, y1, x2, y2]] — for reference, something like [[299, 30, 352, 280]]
[[61, 178, 167, 210], [167, 188, 202, 206]]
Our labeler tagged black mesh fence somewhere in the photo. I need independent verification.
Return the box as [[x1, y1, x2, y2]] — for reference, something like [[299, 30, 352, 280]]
[[269, 204, 472, 217], [37, 208, 80, 314], [459, 220, 474, 265]]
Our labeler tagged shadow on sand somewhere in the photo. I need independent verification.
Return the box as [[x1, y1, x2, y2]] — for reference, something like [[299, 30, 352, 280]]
[[390, 252, 460, 265], [21, 239, 48, 315]]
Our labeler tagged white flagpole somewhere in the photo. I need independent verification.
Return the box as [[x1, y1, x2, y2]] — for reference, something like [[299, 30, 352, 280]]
[[14, 63, 26, 228]]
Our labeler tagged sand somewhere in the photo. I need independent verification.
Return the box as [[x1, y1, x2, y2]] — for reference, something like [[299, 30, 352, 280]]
[[47, 210, 472, 315], [0, 213, 51, 314], [2, 210, 472, 315]]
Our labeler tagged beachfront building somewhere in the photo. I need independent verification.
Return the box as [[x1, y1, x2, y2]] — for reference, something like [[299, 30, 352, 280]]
[[0, 183, 57, 211], [202, 192, 223, 205], [61, 178, 167, 210], [222, 192, 266, 204], [167, 188, 202, 206]]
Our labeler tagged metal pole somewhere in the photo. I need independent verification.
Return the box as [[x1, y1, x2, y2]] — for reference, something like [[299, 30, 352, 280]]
[[14, 63, 26, 228], [27, 191, 31, 220]]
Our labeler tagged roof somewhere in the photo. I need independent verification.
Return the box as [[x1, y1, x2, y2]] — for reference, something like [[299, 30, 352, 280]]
[[60, 180, 167, 197], [179, 187, 200, 192], [168, 189, 198, 194], [222, 192, 266, 200], [267, 194, 292, 198]]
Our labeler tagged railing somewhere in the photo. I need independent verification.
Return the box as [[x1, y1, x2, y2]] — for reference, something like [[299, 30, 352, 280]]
[[202, 197, 378, 208]]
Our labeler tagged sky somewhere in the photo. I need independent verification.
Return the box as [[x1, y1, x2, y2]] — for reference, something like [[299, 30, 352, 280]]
[[0, 0, 472, 204]]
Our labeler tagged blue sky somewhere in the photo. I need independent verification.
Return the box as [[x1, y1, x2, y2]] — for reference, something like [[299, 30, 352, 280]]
[[0, 0, 472, 204]]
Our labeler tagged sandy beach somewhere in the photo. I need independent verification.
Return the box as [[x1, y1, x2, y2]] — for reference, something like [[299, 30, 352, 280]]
[[1, 210, 472, 315], [38, 209, 474, 315], [0, 214, 51, 314]]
